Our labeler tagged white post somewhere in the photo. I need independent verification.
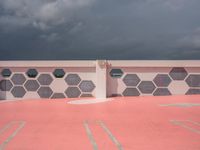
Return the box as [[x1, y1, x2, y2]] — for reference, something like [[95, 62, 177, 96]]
[[96, 60, 107, 98]]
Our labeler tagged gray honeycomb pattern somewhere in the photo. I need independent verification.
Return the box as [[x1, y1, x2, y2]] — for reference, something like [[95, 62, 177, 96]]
[[65, 74, 81, 86], [138, 81, 156, 94], [51, 93, 66, 99], [123, 74, 140, 86], [37, 87, 53, 98], [79, 80, 96, 92], [0, 80, 13, 91], [186, 89, 200, 95], [38, 74, 53, 85], [24, 80, 40, 91], [11, 86, 26, 98], [122, 88, 140, 96], [185, 74, 200, 87], [153, 74, 171, 87], [65, 87, 81, 98], [153, 88, 171, 96], [169, 67, 188, 80], [11, 74, 26, 85]]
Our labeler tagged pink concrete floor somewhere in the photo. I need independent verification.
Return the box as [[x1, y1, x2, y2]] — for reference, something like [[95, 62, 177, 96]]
[[0, 95, 200, 150]]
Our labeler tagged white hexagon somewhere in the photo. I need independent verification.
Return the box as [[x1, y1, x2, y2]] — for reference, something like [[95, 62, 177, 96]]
[[168, 81, 189, 95]]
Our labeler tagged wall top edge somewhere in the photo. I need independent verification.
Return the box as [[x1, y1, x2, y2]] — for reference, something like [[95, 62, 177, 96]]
[[0, 60, 200, 67]]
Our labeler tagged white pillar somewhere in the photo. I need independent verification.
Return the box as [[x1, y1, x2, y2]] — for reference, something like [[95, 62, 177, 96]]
[[96, 60, 107, 98]]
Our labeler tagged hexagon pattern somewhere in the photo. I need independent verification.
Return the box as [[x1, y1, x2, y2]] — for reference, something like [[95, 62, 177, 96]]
[[24, 80, 40, 91], [11, 86, 26, 98], [153, 74, 171, 87], [169, 67, 188, 80], [186, 89, 200, 95], [37, 87, 53, 98], [123, 74, 140, 86], [122, 88, 140, 96], [26, 69, 38, 78], [65, 87, 81, 98], [1, 69, 12, 77], [138, 81, 156, 94], [185, 74, 200, 87], [53, 69, 65, 78], [79, 80, 95, 92], [11, 74, 26, 85], [38, 74, 53, 85], [65, 74, 81, 86], [51, 93, 65, 99], [153, 88, 171, 96], [0, 80, 13, 91]]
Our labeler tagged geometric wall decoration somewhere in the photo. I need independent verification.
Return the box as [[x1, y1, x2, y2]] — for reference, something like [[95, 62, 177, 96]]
[[122, 88, 140, 96], [1, 69, 12, 77], [37, 87, 53, 98], [65, 74, 81, 86], [53, 69, 65, 78], [51, 93, 66, 99], [37, 74, 53, 85], [79, 80, 95, 92], [138, 81, 156, 94], [110, 69, 124, 78], [186, 89, 200, 95], [169, 67, 188, 80], [24, 80, 40, 91], [123, 74, 140, 86], [11, 74, 26, 85], [65, 87, 81, 98], [26, 69, 38, 78], [153, 88, 171, 96], [185, 74, 200, 87], [153, 74, 171, 87], [11, 86, 26, 98], [0, 80, 13, 91]]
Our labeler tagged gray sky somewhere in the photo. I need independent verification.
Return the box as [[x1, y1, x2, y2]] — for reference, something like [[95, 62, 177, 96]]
[[0, 0, 200, 60]]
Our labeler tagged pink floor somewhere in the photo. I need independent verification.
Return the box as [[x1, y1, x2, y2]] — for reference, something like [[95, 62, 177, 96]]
[[0, 95, 200, 150]]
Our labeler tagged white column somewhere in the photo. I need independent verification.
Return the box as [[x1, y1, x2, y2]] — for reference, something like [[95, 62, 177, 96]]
[[96, 60, 107, 98]]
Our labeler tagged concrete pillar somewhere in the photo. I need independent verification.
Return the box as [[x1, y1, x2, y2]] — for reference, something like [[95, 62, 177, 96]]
[[96, 60, 107, 98]]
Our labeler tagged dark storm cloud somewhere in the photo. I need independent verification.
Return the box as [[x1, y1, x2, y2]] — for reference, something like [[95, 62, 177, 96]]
[[0, 0, 200, 60]]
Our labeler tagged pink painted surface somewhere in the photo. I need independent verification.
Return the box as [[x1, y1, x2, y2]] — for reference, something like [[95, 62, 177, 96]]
[[0, 95, 200, 150]]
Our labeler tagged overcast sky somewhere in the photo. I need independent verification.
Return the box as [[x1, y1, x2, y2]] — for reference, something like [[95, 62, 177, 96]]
[[0, 0, 200, 60]]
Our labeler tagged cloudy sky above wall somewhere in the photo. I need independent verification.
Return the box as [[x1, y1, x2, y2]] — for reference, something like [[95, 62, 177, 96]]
[[0, 0, 200, 60]]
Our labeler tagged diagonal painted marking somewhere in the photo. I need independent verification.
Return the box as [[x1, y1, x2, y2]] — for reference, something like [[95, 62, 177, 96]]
[[170, 120, 200, 135], [98, 121, 123, 150], [83, 121, 98, 150], [0, 122, 13, 136], [186, 120, 200, 126], [0, 121, 26, 150]]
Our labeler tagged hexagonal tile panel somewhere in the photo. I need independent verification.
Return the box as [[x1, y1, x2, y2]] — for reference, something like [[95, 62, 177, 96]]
[[11, 74, 26, 85], [24, 80, 40, 91], [169, 67, 188, 80], [79, 80, 95, 92], [38, 74, 53, 85], [65, 87, 81, 98], [1, 69, 12, 77], [153, 88, 171, 96], [110, 69, 124, 78], [153, 74, 172, 87], [80, 94, 93, 98], [26, 69, 38, 78], [65, 74, 81, 86], [123, 74, 140, 86], [168, 81, 189, 95], [51, 93, 66, 99], [37, 87, 53, 98], [53, 69, 65, 78], [122, 88, 140, 96], [185, 74, 200, 87], [186, 89, 200, 95], [0, 80, 13, 91], [11, 86, 26, 98], [138, 81, 156, 94]]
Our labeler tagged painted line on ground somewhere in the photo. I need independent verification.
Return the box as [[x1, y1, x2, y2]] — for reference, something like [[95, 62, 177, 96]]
[[83, 121, 98, 150], [170, 120, 200, 134], [98, 121, 123, 150], [0, 121, 26, 150], [0, 122, 13, 136], [160, 103, 200, 107]]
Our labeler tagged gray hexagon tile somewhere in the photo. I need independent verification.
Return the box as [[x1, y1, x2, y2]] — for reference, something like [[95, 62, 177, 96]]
[[11, 74, 26, 85], [79, 80, 95, 92], [1, 69, 12, 77], [26, 69, 38, 78], [53, 69, 65, 78], [38, 74, 53, 85], [80, 94, 93, 98], [153, 88, 171, 96], [186, 89, 200, 95], [37, 87, 53, 98], [153, 74, 171, 87], [185, 74, 200, 87], [123, 74, 141, 86], [122, 88, 140, 96], [0, 80, 13, 91], [169, 67, 188, 80], [24, 80, 40, 91], [138, 81, 156, 94], [65, 87, 81, 98], [51, 93, 66, 99], [11, 86, 26, 98], [65, 74, 81, 86]]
